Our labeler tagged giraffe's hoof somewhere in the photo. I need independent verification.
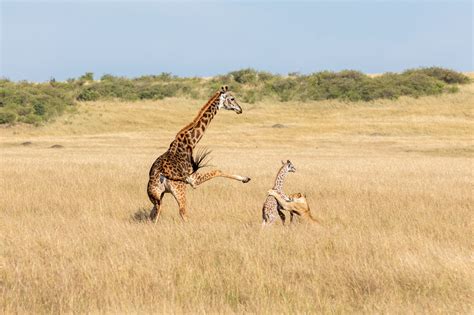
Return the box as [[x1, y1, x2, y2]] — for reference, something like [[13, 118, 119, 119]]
[[242, 177, 251, 183]]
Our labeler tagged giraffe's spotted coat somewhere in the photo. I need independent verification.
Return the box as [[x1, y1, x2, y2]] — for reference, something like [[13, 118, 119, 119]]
[[147, 86, 250, 222], [262, 160, 296, 226]]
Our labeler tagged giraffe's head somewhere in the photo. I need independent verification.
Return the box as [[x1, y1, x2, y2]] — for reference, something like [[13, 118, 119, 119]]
[[282, 160, 296, 173], [218, 85, 242, 114]]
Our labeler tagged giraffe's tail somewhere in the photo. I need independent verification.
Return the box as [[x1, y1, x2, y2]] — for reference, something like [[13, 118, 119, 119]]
[[191, 147, 212, 173]]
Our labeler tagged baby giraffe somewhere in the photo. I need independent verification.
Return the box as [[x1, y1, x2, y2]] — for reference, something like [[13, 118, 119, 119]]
[[262, 160, 296, 226], [267, 190, 320, 225]]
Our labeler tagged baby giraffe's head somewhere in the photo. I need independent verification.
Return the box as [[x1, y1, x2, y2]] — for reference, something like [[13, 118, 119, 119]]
[[218, 85, 242, 114], [282, 160, 296, 173]]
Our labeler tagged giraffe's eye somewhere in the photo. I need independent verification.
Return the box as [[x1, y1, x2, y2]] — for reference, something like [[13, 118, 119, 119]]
[[230, 97, 235, 101]]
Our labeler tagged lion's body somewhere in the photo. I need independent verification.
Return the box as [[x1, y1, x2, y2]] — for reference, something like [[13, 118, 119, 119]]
[[268, 191, 320, 225]]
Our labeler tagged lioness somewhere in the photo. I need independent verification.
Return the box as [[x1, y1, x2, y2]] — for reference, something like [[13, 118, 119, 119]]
[[267, 190, 320, 225]]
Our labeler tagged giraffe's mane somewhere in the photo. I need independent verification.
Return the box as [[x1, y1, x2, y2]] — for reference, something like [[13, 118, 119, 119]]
[[177, 91, 220, 134]]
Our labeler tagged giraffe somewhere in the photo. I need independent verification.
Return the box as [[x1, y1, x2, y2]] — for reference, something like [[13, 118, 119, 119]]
[[267, 190, 321, 225], [147, 85, 251, 222], [261, 160, 296, 226]]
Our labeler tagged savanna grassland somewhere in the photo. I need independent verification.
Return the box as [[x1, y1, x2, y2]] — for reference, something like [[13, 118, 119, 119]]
[[1, 75, 473, 313]]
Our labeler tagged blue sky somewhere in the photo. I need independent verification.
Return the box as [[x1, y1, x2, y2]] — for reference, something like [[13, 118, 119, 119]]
[[1, 1, 472, 82]]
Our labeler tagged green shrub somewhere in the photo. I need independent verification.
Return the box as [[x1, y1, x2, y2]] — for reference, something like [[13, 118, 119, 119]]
[[257, 71, 275, 82], [77, 87, 100, 101], [0, 67, 469, 125], [0, 81, 74, 124], [229, 69, 259, 84], [446, 86, 459, 93], [19, 113, 42, 125], [241, 90, 262, 104], [405, 67, 469, 84], [399, 72, 444, 97], [138, 85, 168, 100], [80, 72, 94, 82], [100, 74, 116, 81], [267, 78, 299, 102], [33, 103, 46, 116], [0, 110, 17, 124]]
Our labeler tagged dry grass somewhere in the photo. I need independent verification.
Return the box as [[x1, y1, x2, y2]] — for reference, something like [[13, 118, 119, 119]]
[[1, 80, 473, 313]]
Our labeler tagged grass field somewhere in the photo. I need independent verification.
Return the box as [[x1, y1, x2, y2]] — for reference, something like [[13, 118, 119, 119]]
[[1, 76, 473, 313]]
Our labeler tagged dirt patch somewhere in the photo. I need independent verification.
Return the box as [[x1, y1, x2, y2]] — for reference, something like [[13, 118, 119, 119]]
[[50, 144, 64, 149]]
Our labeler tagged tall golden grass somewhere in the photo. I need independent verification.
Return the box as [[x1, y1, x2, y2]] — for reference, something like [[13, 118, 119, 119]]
[[1, 78, 473, 313]]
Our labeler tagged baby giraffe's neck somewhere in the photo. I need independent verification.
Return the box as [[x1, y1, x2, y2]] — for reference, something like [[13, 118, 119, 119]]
[[273, 165, 289, 191]]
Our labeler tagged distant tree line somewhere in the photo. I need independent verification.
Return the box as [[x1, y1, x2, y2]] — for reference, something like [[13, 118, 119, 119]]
[[0, 67, 469, 125]]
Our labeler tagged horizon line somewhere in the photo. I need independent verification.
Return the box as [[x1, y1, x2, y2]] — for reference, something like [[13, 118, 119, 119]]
[[2, 66, 472, 83]]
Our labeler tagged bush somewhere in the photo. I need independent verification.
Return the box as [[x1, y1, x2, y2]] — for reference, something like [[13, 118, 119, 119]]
[[0, 81, 74, 124], [267, 78, 299, 102], [405, 67, 470, 84], [241, 90, 262, 104], [77, 87, 100, 101], [0, 67, 469, 125], [33, 103, 46, 116], [100, 74, 116, 81], [229, 69, 259, 84], [80, 72, 94, 82], [0, 110, 17, 124], [138, 85, 168, 100], [397, 72, 444, 97]]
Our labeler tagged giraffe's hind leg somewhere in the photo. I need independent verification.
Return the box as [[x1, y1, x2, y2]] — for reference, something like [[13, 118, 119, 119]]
[[277, 207, 286, 225], [149, 192, 166, 223], [262, 197, 278, 227], [189, 169, 251, 187], [148, 180, 166, 223]]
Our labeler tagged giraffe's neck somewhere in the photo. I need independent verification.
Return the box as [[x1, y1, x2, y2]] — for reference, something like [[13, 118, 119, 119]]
[[169, 93, 220, 153], [272, 165, 289, 192]]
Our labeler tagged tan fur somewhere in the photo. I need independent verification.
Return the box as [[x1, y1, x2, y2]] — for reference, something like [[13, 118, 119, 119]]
[[267, 190, 320, 225]]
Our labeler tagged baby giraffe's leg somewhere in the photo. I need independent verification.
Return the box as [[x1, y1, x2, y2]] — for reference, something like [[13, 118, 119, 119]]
[[189, 170, 251, 187], [262, 198, 278, 227], [277, 205, 286, 225]]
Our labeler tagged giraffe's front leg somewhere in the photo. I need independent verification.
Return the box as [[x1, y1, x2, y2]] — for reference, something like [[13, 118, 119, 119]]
[[169, 181, 188, 222], [189, 169, 251, 187]]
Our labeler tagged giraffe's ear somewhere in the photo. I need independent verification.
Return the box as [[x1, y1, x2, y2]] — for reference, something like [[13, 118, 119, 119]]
[[220, 85, 229, 93]]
